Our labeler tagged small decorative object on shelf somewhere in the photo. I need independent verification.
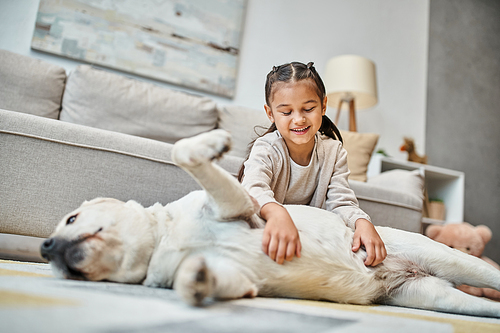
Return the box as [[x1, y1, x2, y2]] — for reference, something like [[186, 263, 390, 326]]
[[427, 198, 446, 221], [376, 148, 389, 157], [400, 137, 427, 164]]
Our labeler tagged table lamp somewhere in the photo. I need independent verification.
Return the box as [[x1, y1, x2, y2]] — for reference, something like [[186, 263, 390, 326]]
[[324, 55, 378, 132]]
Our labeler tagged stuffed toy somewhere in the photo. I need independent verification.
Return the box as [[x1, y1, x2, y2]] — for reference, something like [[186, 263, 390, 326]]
[[400, 137, 427, 164], [426, 222, 500, 301]]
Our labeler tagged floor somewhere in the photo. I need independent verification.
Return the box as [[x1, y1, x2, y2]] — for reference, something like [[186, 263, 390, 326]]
[[1, 260, 500, 333]]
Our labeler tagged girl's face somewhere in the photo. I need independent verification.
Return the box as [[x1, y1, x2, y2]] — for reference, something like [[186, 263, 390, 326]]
[[265, 80, 326, 156]]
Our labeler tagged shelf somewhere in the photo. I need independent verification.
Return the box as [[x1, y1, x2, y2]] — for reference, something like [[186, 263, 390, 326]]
[[421, 217, 446, 225]]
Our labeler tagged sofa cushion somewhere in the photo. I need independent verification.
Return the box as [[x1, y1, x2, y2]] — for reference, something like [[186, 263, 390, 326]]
[[367, 169, 425, 202], [60, 65, 218, 144], [340, 130, 379, 182], [217, 105, 271, 158], [0, 49, 66, 119], [349, 177, 423, 232]]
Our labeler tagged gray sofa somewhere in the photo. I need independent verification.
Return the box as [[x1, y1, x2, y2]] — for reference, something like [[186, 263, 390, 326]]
[[0, 49, 423, 262]]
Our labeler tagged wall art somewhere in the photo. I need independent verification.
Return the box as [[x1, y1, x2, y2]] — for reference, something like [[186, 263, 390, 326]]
[[32, 0, 246, 98]]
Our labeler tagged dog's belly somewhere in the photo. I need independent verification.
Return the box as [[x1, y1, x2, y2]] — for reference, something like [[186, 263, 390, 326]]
[[198, 205, 384, 304]]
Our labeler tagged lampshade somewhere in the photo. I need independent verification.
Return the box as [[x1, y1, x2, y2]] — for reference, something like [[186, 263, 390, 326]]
[[324, 55, 378, 110]]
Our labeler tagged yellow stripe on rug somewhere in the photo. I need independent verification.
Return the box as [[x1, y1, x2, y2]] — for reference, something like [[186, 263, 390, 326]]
[[285, 299, 500, 333], [0, 290, 80, 308], [0, 259, 45, 265], [0, 268, 52, 278]]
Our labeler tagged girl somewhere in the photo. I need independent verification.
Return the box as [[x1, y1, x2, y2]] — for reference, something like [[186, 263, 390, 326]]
[[239, 61, 386, 266]]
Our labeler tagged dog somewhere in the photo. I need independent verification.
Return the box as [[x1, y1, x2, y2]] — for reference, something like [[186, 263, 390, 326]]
[[41, 130, 500, 317]]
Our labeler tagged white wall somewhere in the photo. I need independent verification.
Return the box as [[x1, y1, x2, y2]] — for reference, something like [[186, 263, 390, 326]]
[[0, 0, 429, 160]]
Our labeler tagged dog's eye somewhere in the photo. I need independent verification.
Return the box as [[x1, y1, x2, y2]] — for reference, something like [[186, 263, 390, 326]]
[[67, 215, 78, 225]]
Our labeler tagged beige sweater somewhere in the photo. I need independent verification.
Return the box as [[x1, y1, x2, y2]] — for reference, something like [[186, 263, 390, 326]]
[[241, 131, 370, 230]]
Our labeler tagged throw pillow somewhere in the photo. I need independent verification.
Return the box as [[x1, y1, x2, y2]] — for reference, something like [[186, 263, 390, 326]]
[[340, 130, 379, 182], [367, 169, 425, 201], [217, 105, 271, 158], [0, 49, 66, 119], [60, 65, 218, 144]]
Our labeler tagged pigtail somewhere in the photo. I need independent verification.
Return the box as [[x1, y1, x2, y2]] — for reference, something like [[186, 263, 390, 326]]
[[320, 115, 343, 143]]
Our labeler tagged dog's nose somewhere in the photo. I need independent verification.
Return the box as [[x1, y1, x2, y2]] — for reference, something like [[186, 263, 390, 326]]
[[40, 238, 56, 261], [42, 238, 55, 250]]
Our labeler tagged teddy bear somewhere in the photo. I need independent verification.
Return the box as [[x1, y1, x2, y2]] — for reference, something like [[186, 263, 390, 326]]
[[425, 222, 500, 301]]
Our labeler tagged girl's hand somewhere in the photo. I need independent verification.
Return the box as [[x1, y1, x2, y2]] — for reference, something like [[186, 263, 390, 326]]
[[352, 218, 387, 266], [260, 203, 302, 264]]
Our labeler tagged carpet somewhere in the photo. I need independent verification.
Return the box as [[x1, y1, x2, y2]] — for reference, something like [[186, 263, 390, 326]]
[[1, 260, 499, 333]]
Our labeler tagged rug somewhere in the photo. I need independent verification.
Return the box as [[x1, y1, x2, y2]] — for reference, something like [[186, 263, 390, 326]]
[[1, 260, 499, 333]]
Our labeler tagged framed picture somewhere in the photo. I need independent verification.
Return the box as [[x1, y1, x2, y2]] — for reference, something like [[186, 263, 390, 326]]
[[32, 0, 246, 98]]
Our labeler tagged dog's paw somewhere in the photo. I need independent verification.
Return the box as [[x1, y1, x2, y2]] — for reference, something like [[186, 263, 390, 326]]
[[174, 256, 215, 306], [172, 130, 231, 167]]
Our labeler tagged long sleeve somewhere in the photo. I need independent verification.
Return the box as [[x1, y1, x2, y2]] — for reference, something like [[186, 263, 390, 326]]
[[324, 144, 371, 230], [241, 136, 288, 213]]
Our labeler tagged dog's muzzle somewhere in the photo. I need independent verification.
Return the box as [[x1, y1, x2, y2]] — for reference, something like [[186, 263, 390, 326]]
[[41, 237, 87, 280]]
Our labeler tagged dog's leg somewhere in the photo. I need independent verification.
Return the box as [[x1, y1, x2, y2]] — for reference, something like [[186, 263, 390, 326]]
[[174, 253, 258, 306], [386, 275, 500, 317], [204, 255, 259, 301], [174, 255, 215, 306], [420, 245, 500, 291], [382, 228, 500, 291], [172, 130, 261, 224], [441, 251, 500, 290]]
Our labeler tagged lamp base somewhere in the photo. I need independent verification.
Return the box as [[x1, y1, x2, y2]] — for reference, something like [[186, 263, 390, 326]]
[[334, 99, 357, 132]]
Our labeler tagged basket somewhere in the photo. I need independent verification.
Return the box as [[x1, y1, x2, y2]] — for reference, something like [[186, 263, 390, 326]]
[[428, 201, 446, 220]]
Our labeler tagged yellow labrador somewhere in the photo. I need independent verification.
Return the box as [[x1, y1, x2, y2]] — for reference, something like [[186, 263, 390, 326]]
[[41, 130, 500, 317]]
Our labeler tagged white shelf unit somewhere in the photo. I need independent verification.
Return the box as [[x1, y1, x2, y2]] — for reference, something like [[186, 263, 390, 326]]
[[368, 155, 465, 223]]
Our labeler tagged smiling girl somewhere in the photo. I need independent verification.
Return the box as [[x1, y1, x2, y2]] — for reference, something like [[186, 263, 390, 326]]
[[238, 62, 386, 267]]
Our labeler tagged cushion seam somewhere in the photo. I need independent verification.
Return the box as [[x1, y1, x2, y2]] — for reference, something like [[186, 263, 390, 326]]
[[356, 195, 422, 211]]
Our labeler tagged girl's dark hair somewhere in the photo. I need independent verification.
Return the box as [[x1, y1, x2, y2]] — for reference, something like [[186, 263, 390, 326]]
[[237, 61, 343, 181]]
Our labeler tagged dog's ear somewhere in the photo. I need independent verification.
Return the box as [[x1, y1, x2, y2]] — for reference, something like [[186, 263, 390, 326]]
[[425, 225, 443, 239], [476, 225, 493, 244]]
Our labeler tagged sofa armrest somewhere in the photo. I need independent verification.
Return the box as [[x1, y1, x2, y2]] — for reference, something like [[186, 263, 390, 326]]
[[350, 180, 423, 232]]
